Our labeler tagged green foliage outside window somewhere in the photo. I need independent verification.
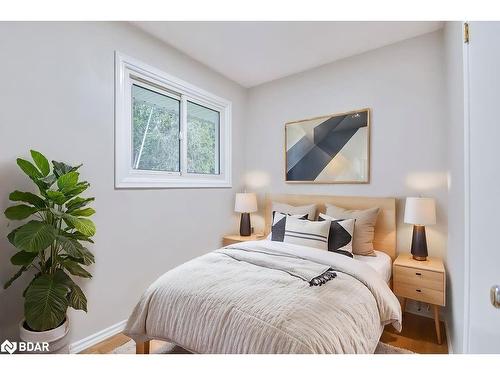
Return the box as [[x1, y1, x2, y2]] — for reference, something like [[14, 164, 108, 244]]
[[132, 99, 180, 172], [132, 93, 219, 175]]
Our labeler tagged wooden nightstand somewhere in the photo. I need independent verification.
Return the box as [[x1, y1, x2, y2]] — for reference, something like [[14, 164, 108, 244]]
[[222, 233, 265, 247], [393, 253, 446, 344]]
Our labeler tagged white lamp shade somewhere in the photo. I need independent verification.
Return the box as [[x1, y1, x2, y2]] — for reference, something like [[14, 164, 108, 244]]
[[404, 197, 436, 225], [235, 193, 258, 213]]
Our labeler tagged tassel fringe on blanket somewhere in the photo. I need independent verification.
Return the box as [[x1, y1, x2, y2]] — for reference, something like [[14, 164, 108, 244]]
[[309, 268, 337, 286]]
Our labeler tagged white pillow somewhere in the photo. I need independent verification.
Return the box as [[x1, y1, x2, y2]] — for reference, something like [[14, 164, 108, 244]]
[[271, 202, 317, 220], [283, 216, 331, 250]]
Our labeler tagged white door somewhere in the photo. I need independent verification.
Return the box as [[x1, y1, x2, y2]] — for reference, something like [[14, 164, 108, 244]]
[[467, 21, 500, 353]]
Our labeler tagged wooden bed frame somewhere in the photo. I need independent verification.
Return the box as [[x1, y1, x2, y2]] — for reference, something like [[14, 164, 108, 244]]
[[135, 193, 397, 354], [136, 341, 150, 354]]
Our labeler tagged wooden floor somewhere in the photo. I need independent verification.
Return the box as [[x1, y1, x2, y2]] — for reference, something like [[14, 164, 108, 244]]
[[81, 334, 131, 354], [80, 335, 181, 354], [380, 312, 448, 354], [81, 312, 448, 354]]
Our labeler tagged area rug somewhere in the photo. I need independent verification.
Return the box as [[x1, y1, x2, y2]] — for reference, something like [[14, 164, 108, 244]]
[[110, 340, 414, 354]]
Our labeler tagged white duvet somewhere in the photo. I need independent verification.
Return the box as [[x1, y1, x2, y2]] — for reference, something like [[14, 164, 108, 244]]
[[124, 240, 401, 354]]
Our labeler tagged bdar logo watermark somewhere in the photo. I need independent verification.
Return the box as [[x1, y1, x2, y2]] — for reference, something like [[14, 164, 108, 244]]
[[1, 340, 17, 354], [1, 339, 49, 354]]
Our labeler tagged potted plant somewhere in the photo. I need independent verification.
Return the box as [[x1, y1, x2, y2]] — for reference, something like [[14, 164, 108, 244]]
[[3, 150, 95, 353]]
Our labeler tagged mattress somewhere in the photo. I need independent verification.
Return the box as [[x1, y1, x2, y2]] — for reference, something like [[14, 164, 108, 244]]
[[354, 250, 392, 283]]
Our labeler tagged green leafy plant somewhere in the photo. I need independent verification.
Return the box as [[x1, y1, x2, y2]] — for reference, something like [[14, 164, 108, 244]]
[[3, 150, 95, 331]]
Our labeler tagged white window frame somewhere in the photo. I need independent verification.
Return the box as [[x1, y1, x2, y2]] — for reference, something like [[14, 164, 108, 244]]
[[115, 51, 232, 188]]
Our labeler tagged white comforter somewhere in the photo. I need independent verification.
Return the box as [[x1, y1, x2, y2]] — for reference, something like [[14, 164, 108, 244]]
[[124, 240, 401, 354]]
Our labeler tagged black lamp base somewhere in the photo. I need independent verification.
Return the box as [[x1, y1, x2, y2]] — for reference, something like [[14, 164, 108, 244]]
[[239, 213, 251, 236], [411, 225, 428, 261]]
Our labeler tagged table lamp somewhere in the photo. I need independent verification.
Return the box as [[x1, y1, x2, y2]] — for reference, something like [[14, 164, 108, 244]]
[[404, 197, 436, 261], [235, 193, 258, 236]]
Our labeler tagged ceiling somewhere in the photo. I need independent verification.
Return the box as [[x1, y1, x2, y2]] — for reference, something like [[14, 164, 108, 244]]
[[133, 21, 443, 88]]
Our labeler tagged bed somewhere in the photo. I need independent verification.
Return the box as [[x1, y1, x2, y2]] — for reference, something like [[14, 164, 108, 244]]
[[355, 251, 393, 284], [124, 194, 401, 354]]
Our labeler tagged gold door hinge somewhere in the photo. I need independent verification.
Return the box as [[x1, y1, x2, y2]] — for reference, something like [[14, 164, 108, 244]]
[[464, 22, 470, 44]]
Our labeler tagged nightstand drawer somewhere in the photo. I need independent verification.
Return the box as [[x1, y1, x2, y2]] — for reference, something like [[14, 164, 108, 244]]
[[394, 266, 444, 291], [393, 282, 445, 306]]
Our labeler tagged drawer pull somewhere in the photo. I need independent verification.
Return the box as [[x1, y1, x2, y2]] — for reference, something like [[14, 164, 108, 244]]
[[416, 289, 422, 292], [415, 272, 422, 276]]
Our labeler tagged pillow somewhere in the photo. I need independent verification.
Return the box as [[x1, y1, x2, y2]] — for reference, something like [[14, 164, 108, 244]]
[[270, 212, 308, 242], [325, 204, 379, 256], [283, 216, 331, 250], [318, 213, 355, 257], [271, 202, 317, 220]]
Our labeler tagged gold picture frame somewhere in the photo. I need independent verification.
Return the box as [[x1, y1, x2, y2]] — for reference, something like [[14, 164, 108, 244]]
[[285, 108, 370, 184]]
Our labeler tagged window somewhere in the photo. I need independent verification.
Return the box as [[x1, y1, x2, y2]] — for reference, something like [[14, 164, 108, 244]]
[[115, 52, 231, 188]]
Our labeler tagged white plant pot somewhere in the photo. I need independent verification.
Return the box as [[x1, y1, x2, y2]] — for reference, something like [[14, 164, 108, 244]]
[[19, 317, 70, 354]]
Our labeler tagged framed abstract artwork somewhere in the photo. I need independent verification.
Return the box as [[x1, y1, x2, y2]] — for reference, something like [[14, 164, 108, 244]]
[[285, 108, 370, 183]]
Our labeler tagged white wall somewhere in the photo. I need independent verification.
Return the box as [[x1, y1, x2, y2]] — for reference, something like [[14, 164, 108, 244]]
[[443, 21, 465, 353], [0, 22, 246, 344], [244, 31, 448, 262], [0, 23, 460, 350]]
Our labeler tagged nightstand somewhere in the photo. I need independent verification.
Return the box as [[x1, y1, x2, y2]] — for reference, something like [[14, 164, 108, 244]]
[[222, 233, 265, 247], [393, 253, 446, 344]]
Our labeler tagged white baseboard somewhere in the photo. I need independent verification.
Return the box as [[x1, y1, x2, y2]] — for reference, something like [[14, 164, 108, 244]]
[[404, 300, 435, 319], [404, 300, 449, 321], [444, 320, 453, 354], [69, 320, 127, 354]]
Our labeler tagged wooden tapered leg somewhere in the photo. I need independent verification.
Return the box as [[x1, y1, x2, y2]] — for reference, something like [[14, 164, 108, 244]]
[[136, 340, 150, 354], [400, 297, 407, 317], [433, 305, 442, 345]]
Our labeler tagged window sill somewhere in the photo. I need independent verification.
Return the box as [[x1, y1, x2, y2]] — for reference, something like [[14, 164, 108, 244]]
[[115, 176, 232, 189]]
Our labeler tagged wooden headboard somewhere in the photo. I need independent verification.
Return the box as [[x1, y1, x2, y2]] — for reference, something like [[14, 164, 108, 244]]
[[264, 194, 397, 260]]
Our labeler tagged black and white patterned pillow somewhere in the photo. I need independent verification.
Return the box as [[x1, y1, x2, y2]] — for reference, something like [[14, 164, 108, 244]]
[[271, 211, 308, 242], [318, 213, 355, 257]]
